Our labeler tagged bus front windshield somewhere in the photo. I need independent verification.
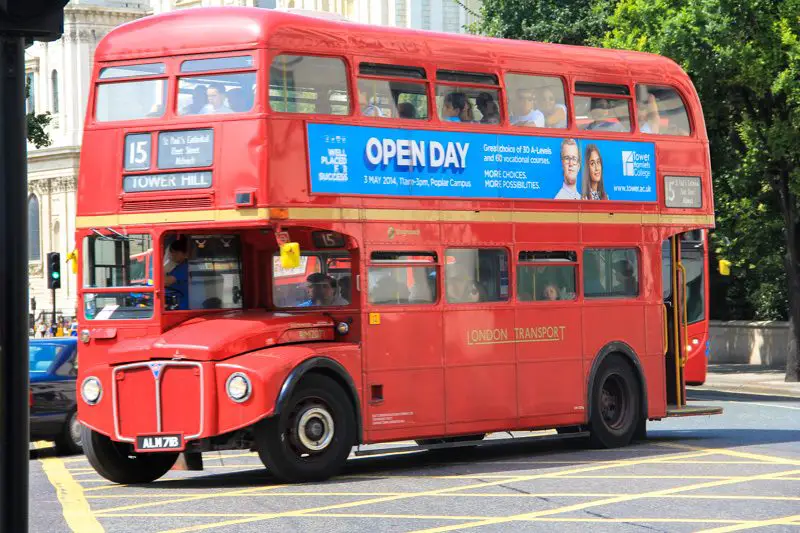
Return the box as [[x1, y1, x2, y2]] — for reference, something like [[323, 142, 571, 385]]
[[83, 232, 155, 320], [272, 252, 352, 308]]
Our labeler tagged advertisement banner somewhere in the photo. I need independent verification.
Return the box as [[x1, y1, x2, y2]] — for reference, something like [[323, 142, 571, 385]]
[[307, 123, 657, 202]]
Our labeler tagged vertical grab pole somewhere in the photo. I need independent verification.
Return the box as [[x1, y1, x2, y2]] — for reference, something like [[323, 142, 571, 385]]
[[671, 237, 683, 407]]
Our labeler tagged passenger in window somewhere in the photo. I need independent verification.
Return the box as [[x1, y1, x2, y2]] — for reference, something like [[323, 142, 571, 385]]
[[511, 88, 544, 127], [446, 264, 480, 303], [226, 88, 250, 113], [442, 92, 468, 122], [555, 138, 581, 200], [584, 253, 606, 296], [164, 237, 189, 310], [459, 100, 475, 122], [301, 273, 347, 307], [613, 259, 638, 295], [540, 87, 567, 128], [201, 83, 232, 114], [586, 98, 624, 132], [182, 85, 208, 115], [637, 89, 661, 133], [359, 92, 384, 117], [476, 92, 500, 124], [397, 102, 417, 119], [542, 284, 560, 301], [581, 144, 608, 200]]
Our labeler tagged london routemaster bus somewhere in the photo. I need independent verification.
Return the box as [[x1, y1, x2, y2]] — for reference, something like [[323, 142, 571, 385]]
[[75, 7, 719, 484]]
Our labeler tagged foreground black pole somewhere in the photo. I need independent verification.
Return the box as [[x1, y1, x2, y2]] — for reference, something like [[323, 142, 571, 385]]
[[0, 34, 30, 533]]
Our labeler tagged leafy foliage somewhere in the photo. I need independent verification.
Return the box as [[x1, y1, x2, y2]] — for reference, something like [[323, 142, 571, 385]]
[[26, 76, 52, 149]]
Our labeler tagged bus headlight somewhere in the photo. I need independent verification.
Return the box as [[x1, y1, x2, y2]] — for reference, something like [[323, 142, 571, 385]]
[[225, 373, 251, 403], [336, 321, 350, 335], [81, 377, 102, 405]]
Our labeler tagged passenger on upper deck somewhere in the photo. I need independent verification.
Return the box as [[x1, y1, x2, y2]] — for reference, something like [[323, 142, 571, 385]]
[[636, 87, 661, 134], [442, 92, 468, 122], [476, 92, 501, 124], [511, 88, 545, 127], [181, 85, 208, 115], [585, 98, 624, 132], [201, 83, 233, 114], [359, 92, 384, 117], [539, 87, 568, 128], [397, 102, 416, 119]]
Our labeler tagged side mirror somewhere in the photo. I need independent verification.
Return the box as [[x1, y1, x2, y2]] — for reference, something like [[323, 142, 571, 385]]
[[718, 259, 731, 276], [280, 242, 301, 269]]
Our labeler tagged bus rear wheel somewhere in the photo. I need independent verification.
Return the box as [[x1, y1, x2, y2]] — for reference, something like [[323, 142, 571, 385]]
[[82, 427, 178, 484], [588, 355, 640, 449], [256, 374, 355, 483]]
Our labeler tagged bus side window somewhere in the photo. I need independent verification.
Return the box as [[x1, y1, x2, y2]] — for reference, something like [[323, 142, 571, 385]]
[[357, 78, 428, 120], [635, 84, 691, 136], [505, 73, 568, 129], [269, 55, 350, 115], [368, 252, 436, 305], [517, 251, 577, 301], [583, 248, 639, 299], [445, 248, 508, 303]]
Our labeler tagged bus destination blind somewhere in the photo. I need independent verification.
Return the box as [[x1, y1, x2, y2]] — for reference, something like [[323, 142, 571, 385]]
[[307, 123, 657, 202]]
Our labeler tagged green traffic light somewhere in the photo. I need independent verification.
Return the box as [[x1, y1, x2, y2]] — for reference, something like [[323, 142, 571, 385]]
[[52, 272, 60, 279]]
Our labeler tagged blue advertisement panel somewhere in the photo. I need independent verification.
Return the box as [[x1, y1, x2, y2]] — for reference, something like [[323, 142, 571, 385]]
[[307, 123, 657, 202]]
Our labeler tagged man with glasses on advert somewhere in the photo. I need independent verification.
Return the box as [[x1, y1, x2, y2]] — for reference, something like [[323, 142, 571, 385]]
[[555, 138, 581, 199]]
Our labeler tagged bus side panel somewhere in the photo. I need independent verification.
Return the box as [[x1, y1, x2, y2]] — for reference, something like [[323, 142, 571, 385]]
[[443, 308, 517, 431], [516, 304, 585, 423], [362, 309, 446, 440], [644, 302, 668, 418]]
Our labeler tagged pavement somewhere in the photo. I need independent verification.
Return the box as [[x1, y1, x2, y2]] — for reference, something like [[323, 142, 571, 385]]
[[692, 364, 800, 398]]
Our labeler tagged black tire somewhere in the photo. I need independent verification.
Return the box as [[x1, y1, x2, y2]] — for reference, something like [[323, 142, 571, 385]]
[[415, 434, 486, 446], [588, 354, 640, 449], [55, 409, 83, 456], [255, 374, 356, 483], [633, 417, 647, 441], [556, 426, 583, 435], [82, 426, 178, 484]]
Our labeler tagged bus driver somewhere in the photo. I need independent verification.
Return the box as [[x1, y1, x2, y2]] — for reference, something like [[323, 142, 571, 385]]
[[164, 237, 189, 310]]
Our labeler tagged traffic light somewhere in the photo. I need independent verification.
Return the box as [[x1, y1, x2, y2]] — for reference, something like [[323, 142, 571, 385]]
[[47, 251, 61, 289]]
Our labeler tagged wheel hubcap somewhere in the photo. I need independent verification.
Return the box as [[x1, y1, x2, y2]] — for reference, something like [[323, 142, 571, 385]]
[[296, 406, 334, 452], [70, 414, 82, 448], [600, 375, 627, 430]]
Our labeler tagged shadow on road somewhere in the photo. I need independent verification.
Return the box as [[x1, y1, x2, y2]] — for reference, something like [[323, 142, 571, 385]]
[[688, 388, 800, 403]]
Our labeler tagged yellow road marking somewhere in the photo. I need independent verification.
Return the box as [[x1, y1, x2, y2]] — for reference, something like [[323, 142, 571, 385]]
[[655, 442, 800, 466], [407, 467, 800, 533], [39, 455, 104, 533], [697, 513, 800, 532], [93, 484, 286, 515], [157, 449, 715, 532]]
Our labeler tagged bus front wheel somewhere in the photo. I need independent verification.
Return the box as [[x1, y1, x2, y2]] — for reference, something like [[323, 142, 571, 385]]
[[81, 427, 178, 484], [256, 374, 356, 483], [588, 355, 640, 449]]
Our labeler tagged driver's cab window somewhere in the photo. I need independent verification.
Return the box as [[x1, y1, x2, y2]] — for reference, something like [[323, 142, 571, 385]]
[[272, 252, 352, 308], [163, 234, 243, 311]]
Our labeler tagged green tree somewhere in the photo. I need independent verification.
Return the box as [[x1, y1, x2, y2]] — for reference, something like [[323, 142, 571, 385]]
[[469, 0, 617, 45], [26, 76, 52, 149], [603, 0, 800, 381]]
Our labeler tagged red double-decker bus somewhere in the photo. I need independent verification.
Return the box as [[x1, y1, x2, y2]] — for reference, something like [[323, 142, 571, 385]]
[[76, 7, 719, 484]]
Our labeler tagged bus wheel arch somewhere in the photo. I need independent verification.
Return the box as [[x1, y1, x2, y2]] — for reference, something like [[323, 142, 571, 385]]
[[275, 356, 362, 445], [586, 342, 647, 447]]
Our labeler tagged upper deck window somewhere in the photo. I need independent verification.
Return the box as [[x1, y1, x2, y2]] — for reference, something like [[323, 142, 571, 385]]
[[505, 74, 568, 129], [181, 56, 253, 73], [359, 63, 425, 79], [636, 84, 691, 136], [269, 55, 349, 115], [358, 79, 428, 120], [178, 72, 256, 115], [96, 79, 167, 122], [435, 69, 500, 125], [99, 63, 166, 80]]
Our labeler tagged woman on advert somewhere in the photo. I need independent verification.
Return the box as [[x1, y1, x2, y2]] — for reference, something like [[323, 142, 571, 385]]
[[581, 144, 608, 200]]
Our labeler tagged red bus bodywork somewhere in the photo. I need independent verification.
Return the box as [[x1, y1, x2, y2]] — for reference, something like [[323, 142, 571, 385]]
[[76, 7, 714, 482]]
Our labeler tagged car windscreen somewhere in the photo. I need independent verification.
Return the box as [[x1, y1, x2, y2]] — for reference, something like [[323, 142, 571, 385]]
[[29, 343, 66, 373]]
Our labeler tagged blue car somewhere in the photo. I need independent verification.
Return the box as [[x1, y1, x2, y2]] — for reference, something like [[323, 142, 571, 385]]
[[30, 337, 82, 454]]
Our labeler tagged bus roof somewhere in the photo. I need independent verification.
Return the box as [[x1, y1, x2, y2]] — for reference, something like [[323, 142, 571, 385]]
[[95, 7, 687, 84]]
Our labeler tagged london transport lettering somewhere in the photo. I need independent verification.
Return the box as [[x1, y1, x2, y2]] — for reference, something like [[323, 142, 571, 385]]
[[307, 124, 657, 201], [467, 325, 566, 346]]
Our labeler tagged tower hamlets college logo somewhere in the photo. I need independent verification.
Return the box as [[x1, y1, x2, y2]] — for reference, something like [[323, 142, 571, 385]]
[[622, 151, 635, 177]]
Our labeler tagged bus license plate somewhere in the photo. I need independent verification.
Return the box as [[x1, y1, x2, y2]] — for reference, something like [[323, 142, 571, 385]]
[[135, 434, 184, 452]]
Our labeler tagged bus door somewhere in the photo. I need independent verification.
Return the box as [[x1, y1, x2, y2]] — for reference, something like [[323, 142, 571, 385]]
[[663, 235, 688, 407], [362, 250, 446, 440]]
